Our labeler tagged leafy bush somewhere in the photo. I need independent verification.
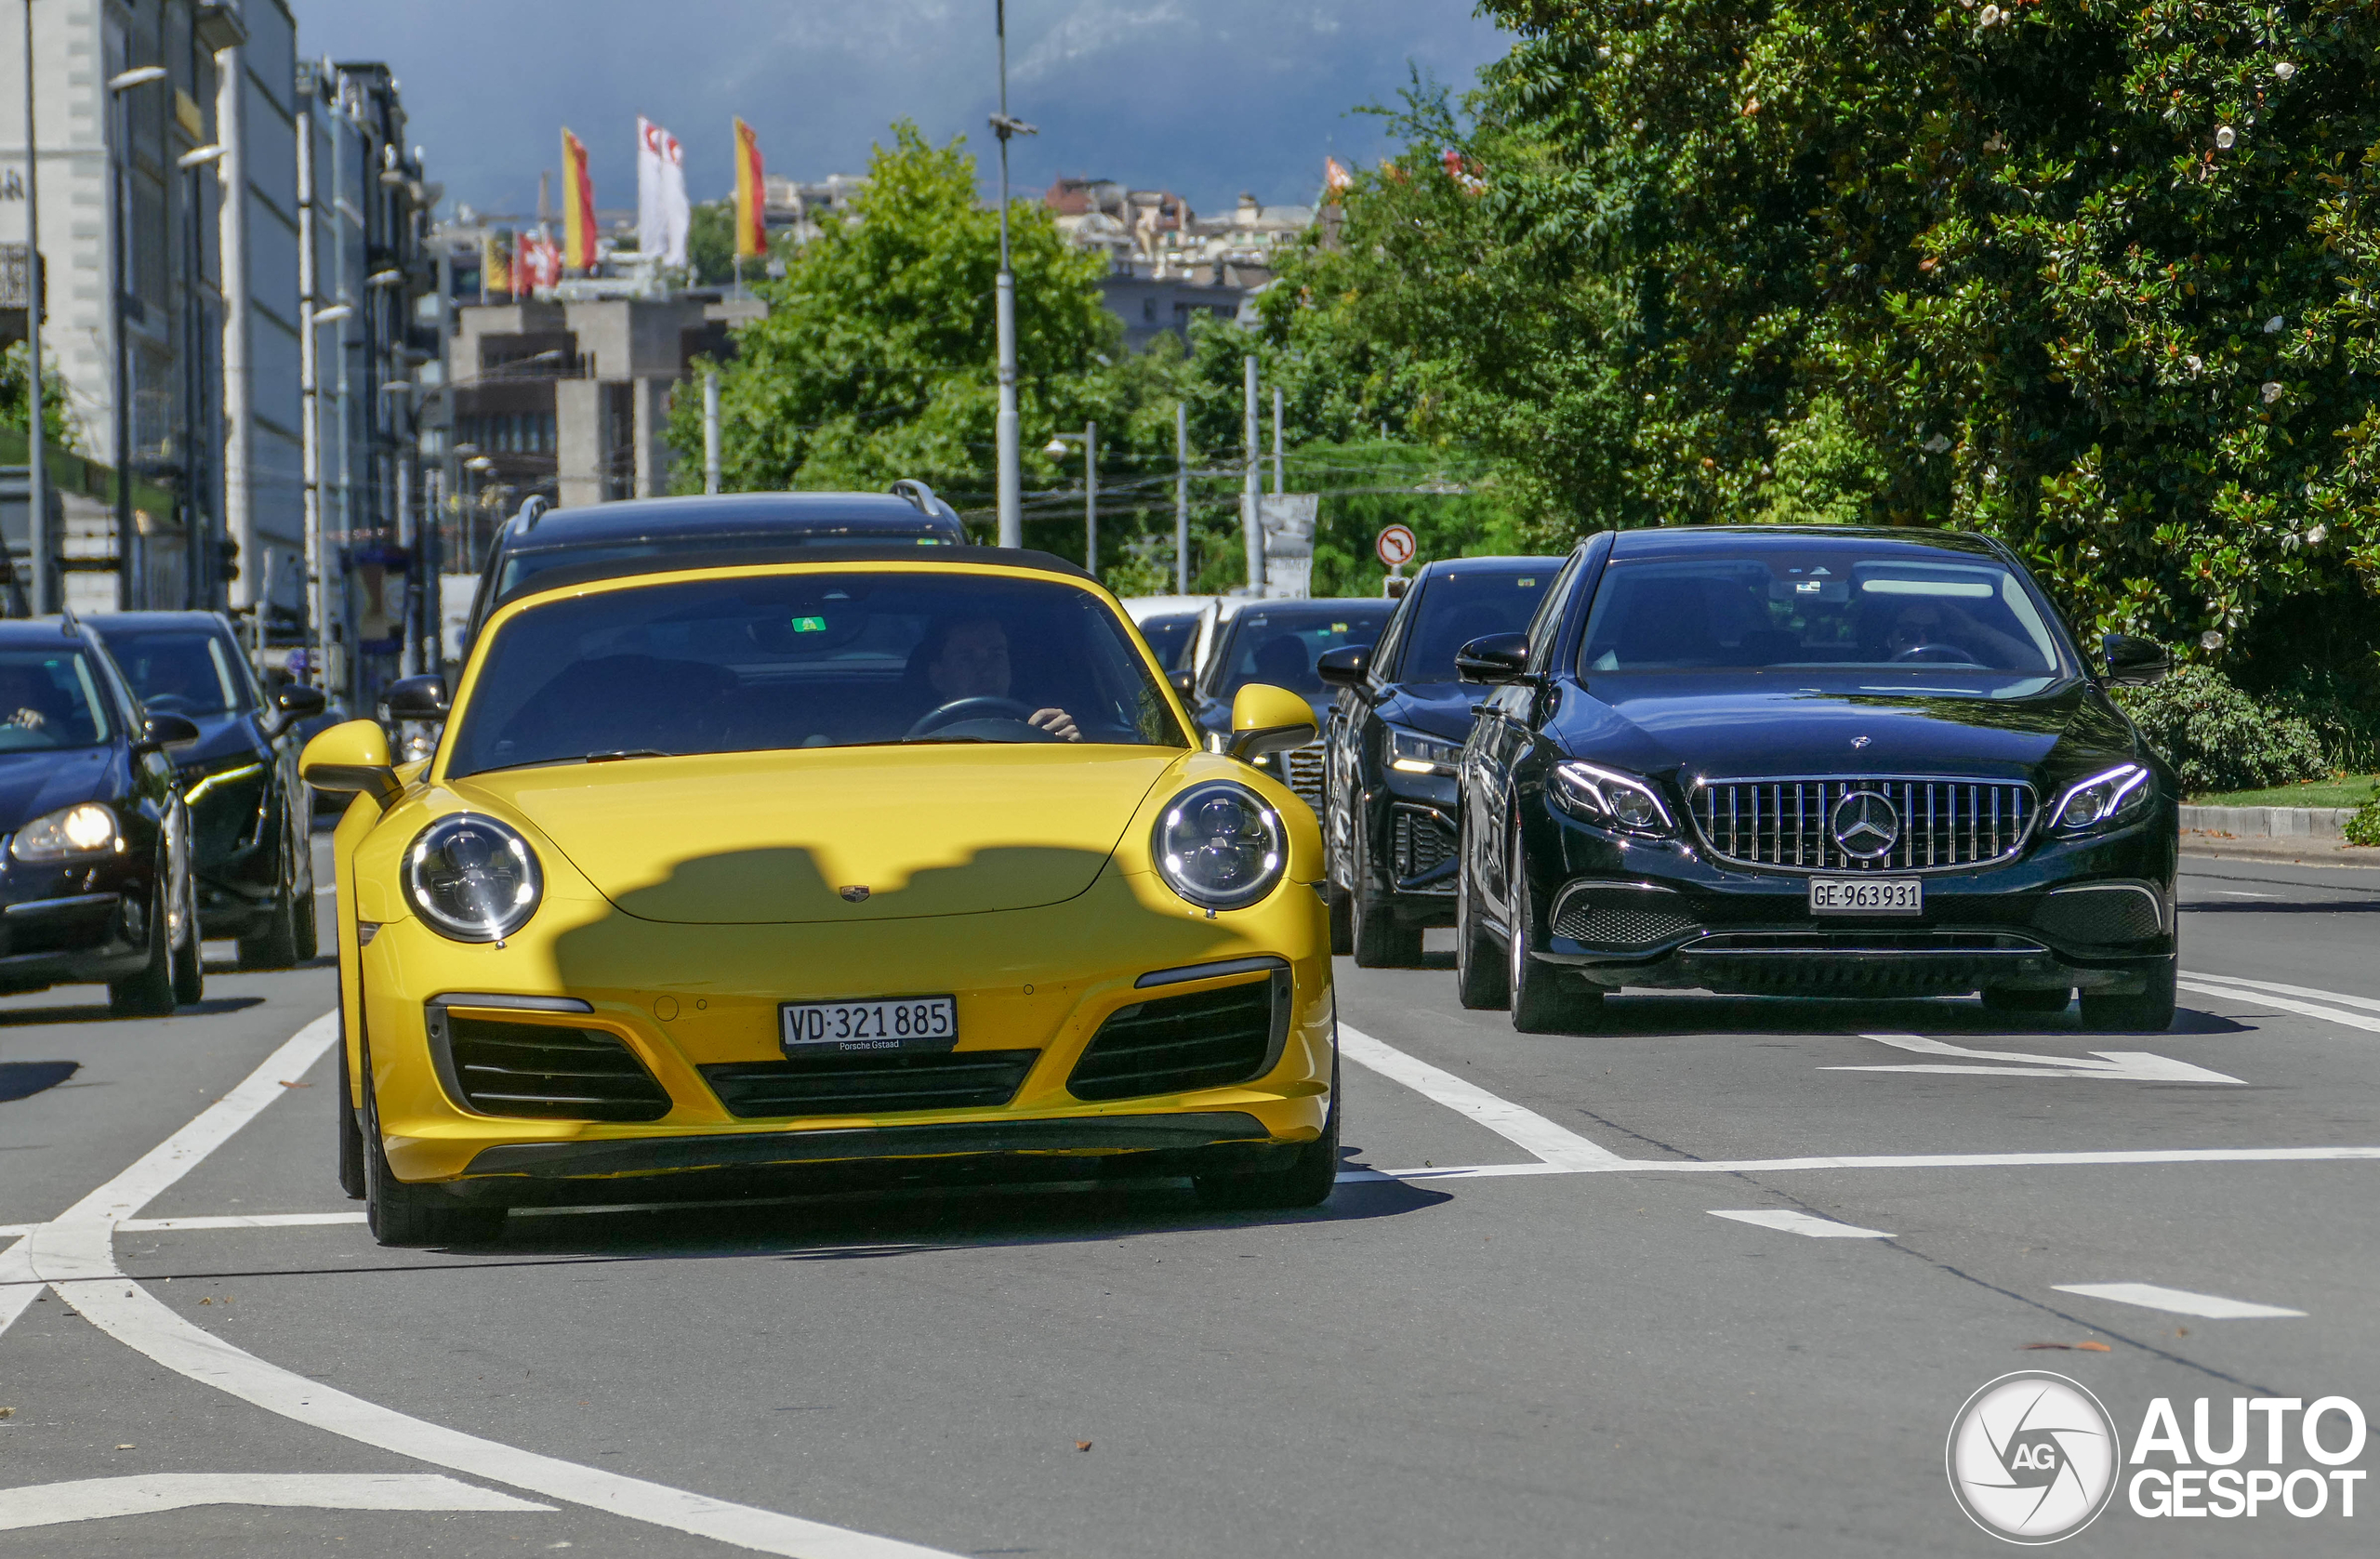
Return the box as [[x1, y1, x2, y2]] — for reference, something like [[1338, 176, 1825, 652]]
[[2262, 667, 2380, 775], [2346, 790, 2380, 848], [2112, 666, 2329, 796]]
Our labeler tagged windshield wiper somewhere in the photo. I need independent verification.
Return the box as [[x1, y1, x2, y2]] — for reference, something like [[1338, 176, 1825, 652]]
[[583, 748, 670, 762]]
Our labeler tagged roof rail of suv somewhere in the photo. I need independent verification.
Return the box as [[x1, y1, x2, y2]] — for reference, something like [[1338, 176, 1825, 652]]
[[512, 494, 551, 535], [889, 479, 948, 518]]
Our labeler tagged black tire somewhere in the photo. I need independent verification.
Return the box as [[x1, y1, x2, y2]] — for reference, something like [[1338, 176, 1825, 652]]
[[1982, 986, 2070, 1016], [2080, 958, 2177, 1034], [239, 852, 302, 971], [1350, 826, 1424, 968], [363, 1060, 507, 1248], [294, 875, 320, 962], [336, 1015, 365, 1200], [108, 887, 177, 1018], [1194, 1048, 1340, 1210], [1507, 820, 1601, 1035], [170, 890, 204, 1008], [1327, 886, 1353, 958], [1455, 827, 1510, 1011]]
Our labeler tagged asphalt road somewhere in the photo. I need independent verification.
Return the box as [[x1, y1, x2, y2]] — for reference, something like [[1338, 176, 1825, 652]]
[[2, 840, 2376, 1555]]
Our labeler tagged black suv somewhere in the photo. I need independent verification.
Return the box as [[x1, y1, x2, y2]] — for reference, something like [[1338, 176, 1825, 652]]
[[1456, 527, 2177, 1035], [1318, 556, 1562, 964], [84, 612, 325, 969], [462, 482, 969, 643]]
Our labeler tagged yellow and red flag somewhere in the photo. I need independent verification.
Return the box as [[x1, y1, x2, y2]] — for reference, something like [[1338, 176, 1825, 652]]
[[562, 128, 597, 271], [734, 117, 766, 259], [482, 232, 512, 296]]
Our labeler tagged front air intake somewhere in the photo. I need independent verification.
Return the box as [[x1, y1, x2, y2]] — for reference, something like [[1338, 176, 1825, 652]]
[[432, 1013, 672, 1122], [1068, 972, 1287, 1103], [699, 1051, 1038, 1118]]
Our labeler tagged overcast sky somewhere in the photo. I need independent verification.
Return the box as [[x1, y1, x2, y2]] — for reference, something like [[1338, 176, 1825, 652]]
[[285, 1, 1512, 222]]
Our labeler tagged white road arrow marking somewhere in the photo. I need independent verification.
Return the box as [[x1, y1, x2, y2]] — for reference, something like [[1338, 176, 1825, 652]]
[[2052, 1282, 2306, 1320], [0, 1473, 549, 1532], [1825, 1032, 2243, 1083], [1708, 1209, 1892, 1238]]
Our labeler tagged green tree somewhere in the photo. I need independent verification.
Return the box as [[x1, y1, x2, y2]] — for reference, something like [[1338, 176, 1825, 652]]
[[0, 341, 80, 452]]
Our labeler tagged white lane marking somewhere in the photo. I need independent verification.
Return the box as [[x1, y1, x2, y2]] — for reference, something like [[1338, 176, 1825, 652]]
[[0, 1235, 34, 1338], [2052, 1282, 2306, 1320], [0, 1473, 550, 1532], [118, 1212, 367, 1233], [1349, 1144, 2380, 1179], [2188, 971, 2380, 1013], [1827, 1032, 2243, 1084], [15, 1010, 969, 1559], [1708, 1209, 1892, 1238], [2181, 973, 2380, 1034], [2205, 891, 2279, 898], [1336, 1024, 1628, 1169]]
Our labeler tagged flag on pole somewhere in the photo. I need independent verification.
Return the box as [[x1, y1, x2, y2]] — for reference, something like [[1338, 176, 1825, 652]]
[[637, 116, 691, 267], [734, 117, 766, 259], [483, 232, 512, 296], [1322, 156, 1354, 201], [562, 127, 597, 271], [515, 228, 561, 291]]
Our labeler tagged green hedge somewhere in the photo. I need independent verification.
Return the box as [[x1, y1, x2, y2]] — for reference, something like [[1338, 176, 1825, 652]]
[[2112, 666, 2329, 797]]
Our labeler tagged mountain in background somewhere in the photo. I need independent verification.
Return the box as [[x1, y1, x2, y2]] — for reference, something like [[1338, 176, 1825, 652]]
[[288, 0, 1510, 219]]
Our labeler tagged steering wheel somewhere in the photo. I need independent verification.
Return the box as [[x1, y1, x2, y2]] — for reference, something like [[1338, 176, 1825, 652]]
[[1891, 642, 1983, 666], [905, 696, 1049, 742]]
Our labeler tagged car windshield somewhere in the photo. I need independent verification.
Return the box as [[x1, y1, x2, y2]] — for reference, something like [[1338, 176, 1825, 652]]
[[92, 629, 245, 715], [447, 571, 1189, 777], [1135, 613, 1198, 669], [1579, 550, 2068, 676], [1209, 605, 1393, 699], [1397, 569, 1554, 681], [0, 651, 112, 749]]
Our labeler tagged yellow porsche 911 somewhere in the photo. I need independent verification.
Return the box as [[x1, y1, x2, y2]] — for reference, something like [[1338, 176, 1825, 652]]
[[304, 548, 1337, 1246]]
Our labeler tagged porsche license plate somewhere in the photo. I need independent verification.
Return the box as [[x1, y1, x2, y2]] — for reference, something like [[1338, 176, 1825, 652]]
[[1808, 878, 1923, 916], [780, 997, 959, 1053]]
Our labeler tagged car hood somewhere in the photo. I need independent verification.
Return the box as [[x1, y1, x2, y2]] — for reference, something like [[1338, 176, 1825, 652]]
[[171, 711, 266, 773], [1554, 671, 2128, 780], [1378, 681, 1483, 743], [0, 747, 121, 832], [456, 745, 1179, 924]]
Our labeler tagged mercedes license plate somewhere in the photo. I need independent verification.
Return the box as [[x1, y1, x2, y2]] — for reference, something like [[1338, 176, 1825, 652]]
[[780, 997, 959, 1054], [1808, 878, 1923, 916]]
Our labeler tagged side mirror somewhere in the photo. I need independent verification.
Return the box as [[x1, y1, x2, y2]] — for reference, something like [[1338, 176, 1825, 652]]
[[274, 684, 329, 720], [1316, 643, 1373, 689], [1455, 632, 1531, 685], [141, 712, 202, 749], [382, 674, 450, 721], [2102, 634, 2170, 687], [300, 718, 403, 807], [1166, 667, 1197, 699], [1227, 682, 1317, 762]]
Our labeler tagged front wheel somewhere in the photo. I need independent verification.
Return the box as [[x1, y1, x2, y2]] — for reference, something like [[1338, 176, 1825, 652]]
[[1350, 826, 1423, 968], [2079, 959, 2176, 1034], [1454, 828, 1509, 1011], [1508, 821, 1601, 1036], [336, 1015, 364, 1200], [170, 868, 205, 1008], [239, 850, 302, 971], [363, 1062, 507, 1248], [1194, 1049, 1340, 1209], [108, 887, 176, 1018]]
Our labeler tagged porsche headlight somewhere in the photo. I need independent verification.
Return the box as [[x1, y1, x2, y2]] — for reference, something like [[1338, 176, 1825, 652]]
[[1387, 726, 1461, 776], [403, 813, 542, 943], [1154, 782, 1285, 911], [2051, 763, 2152, 833], [11, 802, 123, 862], [1551, 760, 1674, 837]]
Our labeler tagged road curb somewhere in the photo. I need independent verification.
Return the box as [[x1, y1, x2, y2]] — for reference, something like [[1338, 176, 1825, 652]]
[[2179, 803, 2358, 839]]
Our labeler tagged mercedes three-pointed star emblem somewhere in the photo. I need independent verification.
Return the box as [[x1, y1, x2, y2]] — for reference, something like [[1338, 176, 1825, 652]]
[[1850, 735, 1871, 749], [1829, 788, 1900, 859]]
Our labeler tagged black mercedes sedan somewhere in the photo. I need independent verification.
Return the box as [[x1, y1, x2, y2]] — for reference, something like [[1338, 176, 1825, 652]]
[[83, 612, 324, 970], [0, 619, 204, 1014], [1318, 555, 1563, 964], [1456, 527, 2177, 1035], [1181, 597, 1394, 815]]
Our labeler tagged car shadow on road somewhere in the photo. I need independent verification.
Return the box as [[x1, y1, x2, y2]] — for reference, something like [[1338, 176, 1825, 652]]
[[0, 1059, 78, 1102], [0, 992, 266, 1026], [1577, 991, 2253, 1040]]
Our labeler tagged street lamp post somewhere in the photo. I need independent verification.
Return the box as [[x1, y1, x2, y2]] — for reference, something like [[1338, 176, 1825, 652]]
[[20, 0, 46, 614], [106, 64, 166, 611], [1042, 422, 1097, 575], [177, 141, 226, 610], [989, 0, 1036, 549]]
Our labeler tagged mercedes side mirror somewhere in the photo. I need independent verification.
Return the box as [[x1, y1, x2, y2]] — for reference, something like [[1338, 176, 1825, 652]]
[[274, 683, 328, 720], [1455, 632, 1530, 685], [382, 674, 451, 721], [2102, 635, 2170, 687], [1316, 643, 1373, 689], [141, 711, 201, 749]]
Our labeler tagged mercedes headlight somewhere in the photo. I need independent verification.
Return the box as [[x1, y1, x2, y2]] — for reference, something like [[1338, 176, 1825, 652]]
[[403, 813, 543, 943], [1550, 760, 1673, 837], [2051, 763, 2152, 832], [11, 802, 123, 862], [1153, 782, 1285, 911], [1387, 726, 1461, 776]]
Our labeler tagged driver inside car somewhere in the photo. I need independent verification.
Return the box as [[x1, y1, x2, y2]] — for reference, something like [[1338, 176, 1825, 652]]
[[916, 615, 1079, 742], [1880, 598, 2033, 667]]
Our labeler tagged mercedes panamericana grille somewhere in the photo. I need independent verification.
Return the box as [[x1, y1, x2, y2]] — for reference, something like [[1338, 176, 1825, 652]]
[[306, 550, 1339, 1247], [1456, 527, 2178, 1035]]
